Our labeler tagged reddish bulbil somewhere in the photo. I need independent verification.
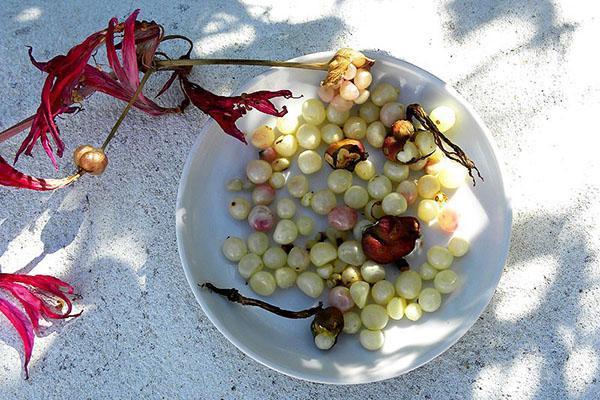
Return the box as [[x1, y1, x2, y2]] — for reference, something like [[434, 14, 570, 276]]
[[328, 286, 354, 312], [438, 208, 459, 233], [252, 184, 276, 205], [361, 216, 421, 264], [327, 206, 358, 231], [382, 135, 404, 162], [248, 205, 276, 232], [259, 147, 277, 163]]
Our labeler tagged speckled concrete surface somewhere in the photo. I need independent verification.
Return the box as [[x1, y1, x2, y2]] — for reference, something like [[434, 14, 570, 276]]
[[0, 1, 599, 398]]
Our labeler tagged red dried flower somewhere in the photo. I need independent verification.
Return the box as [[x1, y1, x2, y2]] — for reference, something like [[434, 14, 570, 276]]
[[82, 10, 180, 116], [16, 31, 107, 168], [179, 76, 294, 143], [14, 10, 177, 169], [0, 273, 80, 378]]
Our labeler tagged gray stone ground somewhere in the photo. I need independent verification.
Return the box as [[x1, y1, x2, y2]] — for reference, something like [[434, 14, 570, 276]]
[[0, 1, 599, 398]]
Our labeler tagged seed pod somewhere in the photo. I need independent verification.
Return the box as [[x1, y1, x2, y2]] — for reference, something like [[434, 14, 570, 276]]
[[324, 139, 368, 171], [73, 145, 108, 175], [361, 216, 421, 264]]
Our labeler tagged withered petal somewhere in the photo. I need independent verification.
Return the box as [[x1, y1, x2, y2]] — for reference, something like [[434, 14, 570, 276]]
[[0, 273, 80, 378], [180, 77, 294, 144], [0, 299, 34, 379], [0, 155, 77, 191]]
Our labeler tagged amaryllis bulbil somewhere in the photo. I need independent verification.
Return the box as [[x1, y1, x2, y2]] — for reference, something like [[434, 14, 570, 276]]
[[0, 273, 80, 378], [321, 48, 374, 89], [361, 216, 421, 264], [73, 145, 108, 175], [324, 139, 368, 171], [311, 306, 344, 350]]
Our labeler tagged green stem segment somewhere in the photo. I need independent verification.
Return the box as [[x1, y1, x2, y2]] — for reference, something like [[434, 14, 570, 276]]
[[155, 58, 329, 71], [101, 69, 154, 150]]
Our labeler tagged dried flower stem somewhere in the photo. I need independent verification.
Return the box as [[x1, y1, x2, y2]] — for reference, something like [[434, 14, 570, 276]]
[[201, 282, 324, 319], [101, 69, 155, 150], [155, 58, 329, 71], [406, 104, 483, 185]]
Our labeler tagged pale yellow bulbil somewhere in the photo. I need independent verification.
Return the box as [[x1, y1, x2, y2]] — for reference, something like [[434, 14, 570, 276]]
[[250, 125, 275, 149], [343, 312, 362, 334], [309, 242, 337, 266], [429, 105, 456, 133], [302, 98, 326, 125], [249, 271, 276, 296], [296, 271, 324, 298], [448, 237, 470, 257], [238, 253, 263, 279], [359, 329, 384, 351], [276, 114, 299, 135], [361, 304, 389, 330], [273, 135, 298, 157], [427, 246, 454, 270]]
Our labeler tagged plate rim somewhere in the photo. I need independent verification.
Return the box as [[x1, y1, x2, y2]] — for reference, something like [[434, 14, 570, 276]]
[[175, 51, 513, 384]]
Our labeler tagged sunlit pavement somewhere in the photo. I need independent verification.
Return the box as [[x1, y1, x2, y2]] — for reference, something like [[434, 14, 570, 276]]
[[0, 1, 599, 399]]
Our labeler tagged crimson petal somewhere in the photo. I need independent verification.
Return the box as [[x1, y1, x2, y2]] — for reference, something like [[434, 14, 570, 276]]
[[17, 31, 107, 168], [0, 299, 34, 379], [0, 273, 80, 378], [95, 9, 178, 116], [0, 155, 77, 191], [180, 77, 294, 143]]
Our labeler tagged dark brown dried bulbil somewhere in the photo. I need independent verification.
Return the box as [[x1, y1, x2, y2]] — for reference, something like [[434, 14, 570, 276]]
[[311, 306, 344, 350], [324, 139, 368, 171]]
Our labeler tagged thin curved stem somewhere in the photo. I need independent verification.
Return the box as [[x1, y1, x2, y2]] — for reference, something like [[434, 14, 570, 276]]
[[101, 69, 154, 150], [155, 58, 329, 71], [201, 282, 324, 319]]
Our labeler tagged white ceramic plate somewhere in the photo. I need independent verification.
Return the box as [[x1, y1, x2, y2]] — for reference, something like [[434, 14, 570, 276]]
[[176, 52, 512, 384]]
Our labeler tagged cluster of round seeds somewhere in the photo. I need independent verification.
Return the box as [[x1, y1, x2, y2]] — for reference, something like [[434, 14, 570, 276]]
[[318, 51, 374, 112], [222, 79, 468, 351]]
